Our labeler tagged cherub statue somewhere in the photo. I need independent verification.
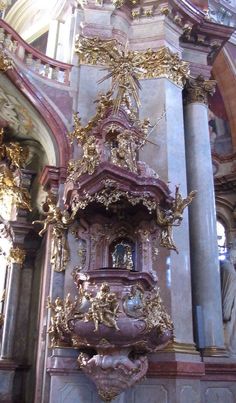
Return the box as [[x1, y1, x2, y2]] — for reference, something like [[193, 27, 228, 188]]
[[84, 283, 120, 332], [47, 294, 78, 347], [156, 187, 196, 253]]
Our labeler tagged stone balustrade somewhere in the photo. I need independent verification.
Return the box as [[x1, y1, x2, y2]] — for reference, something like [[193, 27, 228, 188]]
[[0, 19, 72, 85]]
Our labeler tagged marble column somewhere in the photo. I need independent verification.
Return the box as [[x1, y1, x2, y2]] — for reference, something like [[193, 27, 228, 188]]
[[1, 259, 24, 359], [184, 76, 225, 355]]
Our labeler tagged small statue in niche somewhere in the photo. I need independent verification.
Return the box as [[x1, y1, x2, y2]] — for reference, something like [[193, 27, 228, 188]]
[[112, 240, 134, 270], [110, 130, 138, 173], [84, 283, 120, 331], [156, 186, 196, 253], [33, 193, 75, 272]]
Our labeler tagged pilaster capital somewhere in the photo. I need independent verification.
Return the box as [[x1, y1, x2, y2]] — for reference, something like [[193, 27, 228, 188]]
[[183, 75, 216, 105], [8, 246, 26, 266]]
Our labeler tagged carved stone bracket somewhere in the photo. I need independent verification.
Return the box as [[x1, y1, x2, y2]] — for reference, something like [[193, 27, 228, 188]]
[[184, 75, 216, 105]]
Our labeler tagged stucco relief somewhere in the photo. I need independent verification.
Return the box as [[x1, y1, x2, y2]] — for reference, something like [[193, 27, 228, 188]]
[[0, 88, 34, 135]]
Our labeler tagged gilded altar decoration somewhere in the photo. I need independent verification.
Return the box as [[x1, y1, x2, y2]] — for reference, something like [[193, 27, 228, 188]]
[[83, 283, 120, 331], [76, 36, 142, 113], [68, 93, 113, 145], [137, 47, 190, 86], [75, 36, 190, 89], [184, 75, 216, 104], [47, 294, 79, 347], [67, 271, 173, 401], [123, 284, 173, 333], [71, 182, 157, 214], [0, 49, 12, 72], [33, 193, 75, 272], [110, 130, 139, 173], [67, 134, 100, 180], [9, 247, 26, 266], [156, 186, 196, 253], [0, 129, 29, 169], [0, 129, 31, 212]]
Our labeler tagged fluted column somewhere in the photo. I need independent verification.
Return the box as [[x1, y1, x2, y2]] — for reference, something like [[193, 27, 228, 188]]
[[184, 75, 226, 355]]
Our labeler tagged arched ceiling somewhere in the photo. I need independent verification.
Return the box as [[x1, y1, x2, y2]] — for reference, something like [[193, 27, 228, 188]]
[[0, 73, 58, 167], [5, 0, 73, 43]]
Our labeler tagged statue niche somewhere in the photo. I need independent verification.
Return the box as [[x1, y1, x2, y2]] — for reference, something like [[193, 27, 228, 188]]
[[110, 238, 135, 270]]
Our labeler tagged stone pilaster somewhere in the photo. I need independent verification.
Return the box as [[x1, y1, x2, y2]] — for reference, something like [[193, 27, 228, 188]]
[[184, 75, 226, 355], [139, 73, 195, 352]]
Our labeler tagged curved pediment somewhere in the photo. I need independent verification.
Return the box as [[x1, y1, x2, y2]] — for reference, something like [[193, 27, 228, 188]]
[[64, 161, 171, 214]]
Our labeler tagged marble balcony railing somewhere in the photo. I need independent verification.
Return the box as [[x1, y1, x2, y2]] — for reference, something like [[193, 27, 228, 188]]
[[0, 19, 72, 85]]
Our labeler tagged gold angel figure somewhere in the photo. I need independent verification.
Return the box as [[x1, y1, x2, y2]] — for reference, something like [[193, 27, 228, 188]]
[[156, 187, 196, 253], [33, 193, 75, 272], [84, 283, 120, 332], [47, 294, 78, 347]]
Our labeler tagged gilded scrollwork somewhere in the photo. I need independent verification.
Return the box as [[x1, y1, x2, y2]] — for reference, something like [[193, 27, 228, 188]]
[[184, 74, 216, 105], [156, 186, 196, 253], [71, 182, 157, 214], [46, 294, 79, 347], [123, 284, 173, 334], [75, 36, 190, 89], [76, 36, 141, 112], [33, 193, 75, 272]]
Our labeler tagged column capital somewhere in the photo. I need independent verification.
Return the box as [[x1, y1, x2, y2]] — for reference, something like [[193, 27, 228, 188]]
[[8, 247, 26, 267], [184, 75, 216, 105]]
